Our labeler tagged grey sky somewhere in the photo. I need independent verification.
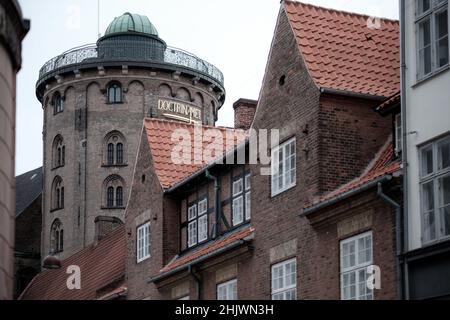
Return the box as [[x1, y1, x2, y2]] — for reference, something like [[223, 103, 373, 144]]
[[16, 0, 399, 175]]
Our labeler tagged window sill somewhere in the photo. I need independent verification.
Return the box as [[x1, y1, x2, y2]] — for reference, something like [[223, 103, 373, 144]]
[[50, 208, 64, 213], [101, 164, 128, 168], [414, 64, 450, 88], [106, 102, 124, 105], [136, 255, 151, 264], [51, 165, 65, 171], [101, 206, 126, 210]]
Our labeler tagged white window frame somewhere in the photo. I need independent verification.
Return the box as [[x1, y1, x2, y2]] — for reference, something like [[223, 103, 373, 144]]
[[232, 174, 252, 226], [340, 231, 373, 300], [271, 137, 296, 197], [271, 258, 297, 300], [187, 199, 208, 248], [419, 135, 450, 244], [217, 279, 237, 300], [245, 174, 251, 221], [415, 0, 449, 80], [136, 222, 151, 263]]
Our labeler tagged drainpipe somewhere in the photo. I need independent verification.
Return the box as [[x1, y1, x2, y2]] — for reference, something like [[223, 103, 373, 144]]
[[400, 0, 409, 299], [188, 265, 202, 300], [377, 182, 403, 299], [205, 169, 221, 239]]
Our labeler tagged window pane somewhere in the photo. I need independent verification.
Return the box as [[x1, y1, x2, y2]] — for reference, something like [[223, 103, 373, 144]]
[[418, 0, 431, 15], [198, 214, 208, 242], [233, 179, 243, 196], [423, 181, 435, 211], [188, 221, 197, 247], [116, 143, 123, 164], [107, 187, 114, 207], [107, 143, 114, 165], [421, 146, 434, 176], [245, 192, 251, 220], [419, 19, 432, 76], [438, 138, 450, 171], [439, 175, 450, 236], [188, 205, 197, 221], [198, 199, 208, 215], [245, 174, 251, 191], [233, 196, 244, 225], [436, 10, 449, 67], [116, 187, 123, 207]]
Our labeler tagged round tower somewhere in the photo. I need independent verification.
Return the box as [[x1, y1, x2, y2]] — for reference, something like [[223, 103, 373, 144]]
[[37, 13, 225, 259]]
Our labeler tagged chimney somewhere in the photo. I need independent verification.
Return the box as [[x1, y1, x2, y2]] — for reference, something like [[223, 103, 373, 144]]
[[233, 98, 257, 130], [94, 216, 123, 243]]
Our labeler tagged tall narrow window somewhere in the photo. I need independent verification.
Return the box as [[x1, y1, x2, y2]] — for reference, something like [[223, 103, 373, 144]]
[[53, 93, 64, 114], [187, 199, 208, 248], [52, 176, 64, 210], [271, 258, 297, 300], [61, 187, 64, 208], [107, 83, 122, 104], [340, 232, 373, 300], [107, 187, 114, 208], [50, 219, 63, 253], [232, 178, 244, 226], [217, 279, 237, 300], [245, 174, 251, 221], [116, 186, 123, 207], [137, 222, 151, 263], [416, 0, 449, 79], [420, 135, 450, 243], [395, 113, 402, 155], [116, 143, 123, 165], [271, 137, 296, 196], [107, 143, 114, 165], [52, 135, 65, 169]]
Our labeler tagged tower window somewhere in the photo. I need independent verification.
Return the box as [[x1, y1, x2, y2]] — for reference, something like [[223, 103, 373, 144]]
[[52, 176, 64, 210], [103, 175, 125, 209], [104, 131, 126, 166], [50, 219, 64, 253], [53, 93, 64, 114], [52, 135, 65, 169], [107, 83, 123, 104]]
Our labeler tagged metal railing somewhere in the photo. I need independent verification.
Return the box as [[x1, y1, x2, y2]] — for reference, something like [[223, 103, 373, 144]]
[[38, 43, 224, 85]]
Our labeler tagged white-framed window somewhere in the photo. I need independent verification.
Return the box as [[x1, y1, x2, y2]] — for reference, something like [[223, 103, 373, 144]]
[[271, 258, 297, 300], [187, 199, 208, 248], [416, 0, 449, 79], [232, 174, 251, 226], [420, 135, 450, 243], [137, 222, 151, 263], [271, 137, 296, 196], [245, 174, 251, 221], [395, 113, 402, 155], [217, 279, 237, 300], [340, 231, 373, 300]]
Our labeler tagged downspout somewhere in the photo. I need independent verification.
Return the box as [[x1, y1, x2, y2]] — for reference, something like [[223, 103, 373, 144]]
[[400, 0, 409, 299], [205, 169, 221, 239], [377, 182, 403, 299], [188, 265, 202, 300]]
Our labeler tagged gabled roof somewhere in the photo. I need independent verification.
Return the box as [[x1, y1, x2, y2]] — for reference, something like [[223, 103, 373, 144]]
[[19, 226, 125, 300], [158, 227, 254, 276], [284, 1, 400, 98], [144, 118, 247, 189], [303, 139, 401, 213], [15, 167, 42, 217]]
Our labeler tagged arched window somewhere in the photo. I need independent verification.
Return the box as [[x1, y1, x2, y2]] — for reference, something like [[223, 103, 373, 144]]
[[116, 143, 123, 164], [52, 176, 64, 210], [107, 83, 122, 104], [103, 175, 125, 208], [50, 219, 64, 253], [103, 131, 126, 166], [52, 135, 65, 168], [53, 93, 64, 114]]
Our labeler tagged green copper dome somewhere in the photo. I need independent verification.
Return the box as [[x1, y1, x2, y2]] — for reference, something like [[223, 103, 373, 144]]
[[105, 13, 158, 37]]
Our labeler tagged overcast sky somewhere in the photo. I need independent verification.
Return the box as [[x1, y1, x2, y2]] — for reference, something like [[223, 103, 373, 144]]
[[15, 0, 399, 175]]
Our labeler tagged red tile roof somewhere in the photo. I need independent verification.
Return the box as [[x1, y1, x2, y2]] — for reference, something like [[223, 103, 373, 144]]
[[375, 91, 401, 113], [144, 118, 247, 189], [159, 227, 254, 274], [284, 1, 400, 97], [304, 139, 401, 210], [19, 226, 125, 300]]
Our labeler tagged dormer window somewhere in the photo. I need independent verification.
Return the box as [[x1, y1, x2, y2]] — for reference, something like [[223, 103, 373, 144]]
[[107, 83, 123, 104]]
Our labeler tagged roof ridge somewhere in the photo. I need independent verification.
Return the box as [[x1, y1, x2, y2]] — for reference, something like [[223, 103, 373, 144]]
[[144, 117, 244, 133], [283, 0, 399, 23]]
